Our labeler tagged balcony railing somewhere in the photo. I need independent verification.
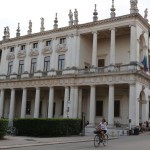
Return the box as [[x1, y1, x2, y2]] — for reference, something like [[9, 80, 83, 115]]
[[0, 63, 148, 80]]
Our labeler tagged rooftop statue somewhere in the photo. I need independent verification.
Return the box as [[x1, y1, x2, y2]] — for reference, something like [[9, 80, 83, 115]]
[[144, 8, 148, 19], [41, 17, 44, 28], [68, 10, 73, 21], [130, 0, 138, 9], [28, 20, 32, 34], [74, 9, 78, 21]]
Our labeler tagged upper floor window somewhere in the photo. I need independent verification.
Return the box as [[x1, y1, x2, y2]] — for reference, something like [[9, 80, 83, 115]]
[[30, 58, 37, 73], [60, 38, 66, 44], [21, 45, 26, 50], [43, 56, 50, 72], [98, 59, 105, 67], [46, 40, 51, 46], [10, 47, 14, 52], [18, 60, 24, 75], [7, 61, 13, 75], [58, 54, 65, 70], [33, 43, 38, 48]]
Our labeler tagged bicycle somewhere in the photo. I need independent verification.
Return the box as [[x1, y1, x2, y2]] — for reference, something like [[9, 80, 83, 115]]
[[93, 129, 108, 147]]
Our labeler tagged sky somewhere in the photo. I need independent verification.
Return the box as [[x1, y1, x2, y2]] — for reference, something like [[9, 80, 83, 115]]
[[0, 0, 150, 39]]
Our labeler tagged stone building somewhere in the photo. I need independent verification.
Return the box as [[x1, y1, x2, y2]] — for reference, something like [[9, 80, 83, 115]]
[[0, 0, 150, 128]]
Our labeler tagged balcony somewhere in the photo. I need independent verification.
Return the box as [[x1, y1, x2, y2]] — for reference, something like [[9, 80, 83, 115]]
[[0, 63, 148, 81]]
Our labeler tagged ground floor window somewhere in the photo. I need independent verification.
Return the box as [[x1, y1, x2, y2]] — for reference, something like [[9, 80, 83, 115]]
[[26, 101, 31, 114], [114, 100, 120, 117], [96, 101, 103, 116]]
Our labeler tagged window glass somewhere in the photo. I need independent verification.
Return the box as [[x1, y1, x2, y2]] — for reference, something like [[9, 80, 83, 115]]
[[30, 58, 37, 73], [46, 40, 51, 46], [18, 60, 24, 74], [7, 61, 13, 75], [26, 101, 31, 114], [43, 56, 50, 72], [96, 101, 103, 116], [60, 38, 66, 44], [58, 54, 65, 70], [114, 100, 120, 117]]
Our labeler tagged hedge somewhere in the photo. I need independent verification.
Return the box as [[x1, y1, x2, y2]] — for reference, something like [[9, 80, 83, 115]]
[[14, 118, 82, 137], [0, 119, 8, 138]]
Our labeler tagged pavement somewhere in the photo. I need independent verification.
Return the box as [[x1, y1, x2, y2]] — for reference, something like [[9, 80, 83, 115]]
[[0, 134, 118, 149]]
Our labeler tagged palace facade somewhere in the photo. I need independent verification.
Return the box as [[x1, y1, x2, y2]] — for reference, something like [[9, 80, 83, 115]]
[[0, 0, 150, 127]]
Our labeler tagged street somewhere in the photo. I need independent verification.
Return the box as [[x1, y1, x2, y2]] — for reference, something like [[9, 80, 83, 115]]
[[2, 134, 150, 150]]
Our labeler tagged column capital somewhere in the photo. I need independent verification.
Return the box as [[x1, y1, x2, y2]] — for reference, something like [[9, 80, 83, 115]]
[[109, 27, 116, 31], [129, 23, 136, 28], [92, 30, 97, 34]]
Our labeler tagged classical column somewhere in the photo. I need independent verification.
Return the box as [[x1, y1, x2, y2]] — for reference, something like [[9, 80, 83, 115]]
[[92, 31, 98, 67], [50, 38, 57, 70], [9, 89, 15, 122], [89, 85, 96, 126], [76, 34, 80, 67], [21, 88, 27, 118], [36, 40, 44, 71], [63, 86, 69, 118], [0, 89, 4, 118], [72, 34, 77, 67], [130, 24, 137, 63], [12, 45, 19, 74], [69, 86, 75, 118], [129, 83, 136, 126], [73, 86, 78, 118], [48, 87, 54, 118], [34, 87, 40, 118], [78, 88, 82, 119], [110, 28, 116, 65], [108, 84, 114, 126]]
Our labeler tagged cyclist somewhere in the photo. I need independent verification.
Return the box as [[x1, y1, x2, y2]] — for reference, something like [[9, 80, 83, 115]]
[[96, 118, 107, 140]]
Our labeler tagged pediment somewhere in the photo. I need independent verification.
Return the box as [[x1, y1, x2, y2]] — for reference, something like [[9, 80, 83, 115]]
[[42, 46, 53, 55], [29, 48, 39, 56], [6, 52, 15, 60], [56, 44, 68, 53], [17, 50, 26, 58]]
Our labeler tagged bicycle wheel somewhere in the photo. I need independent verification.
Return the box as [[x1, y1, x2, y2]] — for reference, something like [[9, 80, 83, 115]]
[[103, 133, 108, 146], [94, 135, 100, 147]]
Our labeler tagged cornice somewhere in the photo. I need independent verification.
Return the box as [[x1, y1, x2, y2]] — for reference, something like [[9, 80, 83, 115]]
[[0, 13, 150, 45]]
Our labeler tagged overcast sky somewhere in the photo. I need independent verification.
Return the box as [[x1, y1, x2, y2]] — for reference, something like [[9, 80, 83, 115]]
[[0, 0, 149, 39]]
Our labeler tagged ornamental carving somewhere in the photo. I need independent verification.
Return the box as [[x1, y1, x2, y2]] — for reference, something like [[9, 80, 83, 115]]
[[17, 50, 26, 58], [42, 46, 53, 55], [56, 44, 68, 52], [6, 52, 15, 60], [29, 48, 39, 56]]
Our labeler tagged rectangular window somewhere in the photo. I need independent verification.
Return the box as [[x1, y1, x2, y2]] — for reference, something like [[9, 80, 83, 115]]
[[58, 54, 65, 70], [60, 38, 66, 44], [96, 101, 103, 116], [10, 47, 14, 52], [18, 60, 24, 74], [21, 45, 25, 50], [33, 43, 38, 48], [30, 58, 37, 73], [149, 101, 150, 118], [7, 61, 13, 75], [98, 59, 105, 67], [26, 101, 31, 114], [61, 101, 64, 115], [43, 56, 50, 72], [46, 40, 51, 46], [114, 100, 120, 117]]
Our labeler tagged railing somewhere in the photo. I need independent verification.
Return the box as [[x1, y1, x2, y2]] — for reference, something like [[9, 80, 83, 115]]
[[0, 63, 147, 80]]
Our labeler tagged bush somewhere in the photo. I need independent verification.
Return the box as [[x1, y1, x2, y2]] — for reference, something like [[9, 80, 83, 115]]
[[0, 119, 8, 138], [13, 118, 82, 137]]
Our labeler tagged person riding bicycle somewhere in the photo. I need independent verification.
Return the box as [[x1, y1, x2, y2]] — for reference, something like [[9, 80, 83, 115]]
[[96, 118, 107, 140]]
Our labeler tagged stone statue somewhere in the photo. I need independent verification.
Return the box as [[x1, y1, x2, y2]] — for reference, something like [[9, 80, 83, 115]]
[[4, 27, 7, 36], [29, 20, 32, 31], [144, 8, 148, 19], [130, 0, 138, 9], [74, 9, 78, 21], [41, 17, 44, 28], [68, 10, 73, 21], [6, 26, 10, 37]]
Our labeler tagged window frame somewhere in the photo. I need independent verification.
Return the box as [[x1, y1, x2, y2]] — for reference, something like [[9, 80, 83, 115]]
[[43, 56, 50, 72], [30, 58, 37, 73], [18, 60, 24, 75], [96, 100, 103, 116], [58, 54, 65, 70], [114, 100, 120, 117], [33, 43, 38, 48], [7, 61, 13, 75]]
